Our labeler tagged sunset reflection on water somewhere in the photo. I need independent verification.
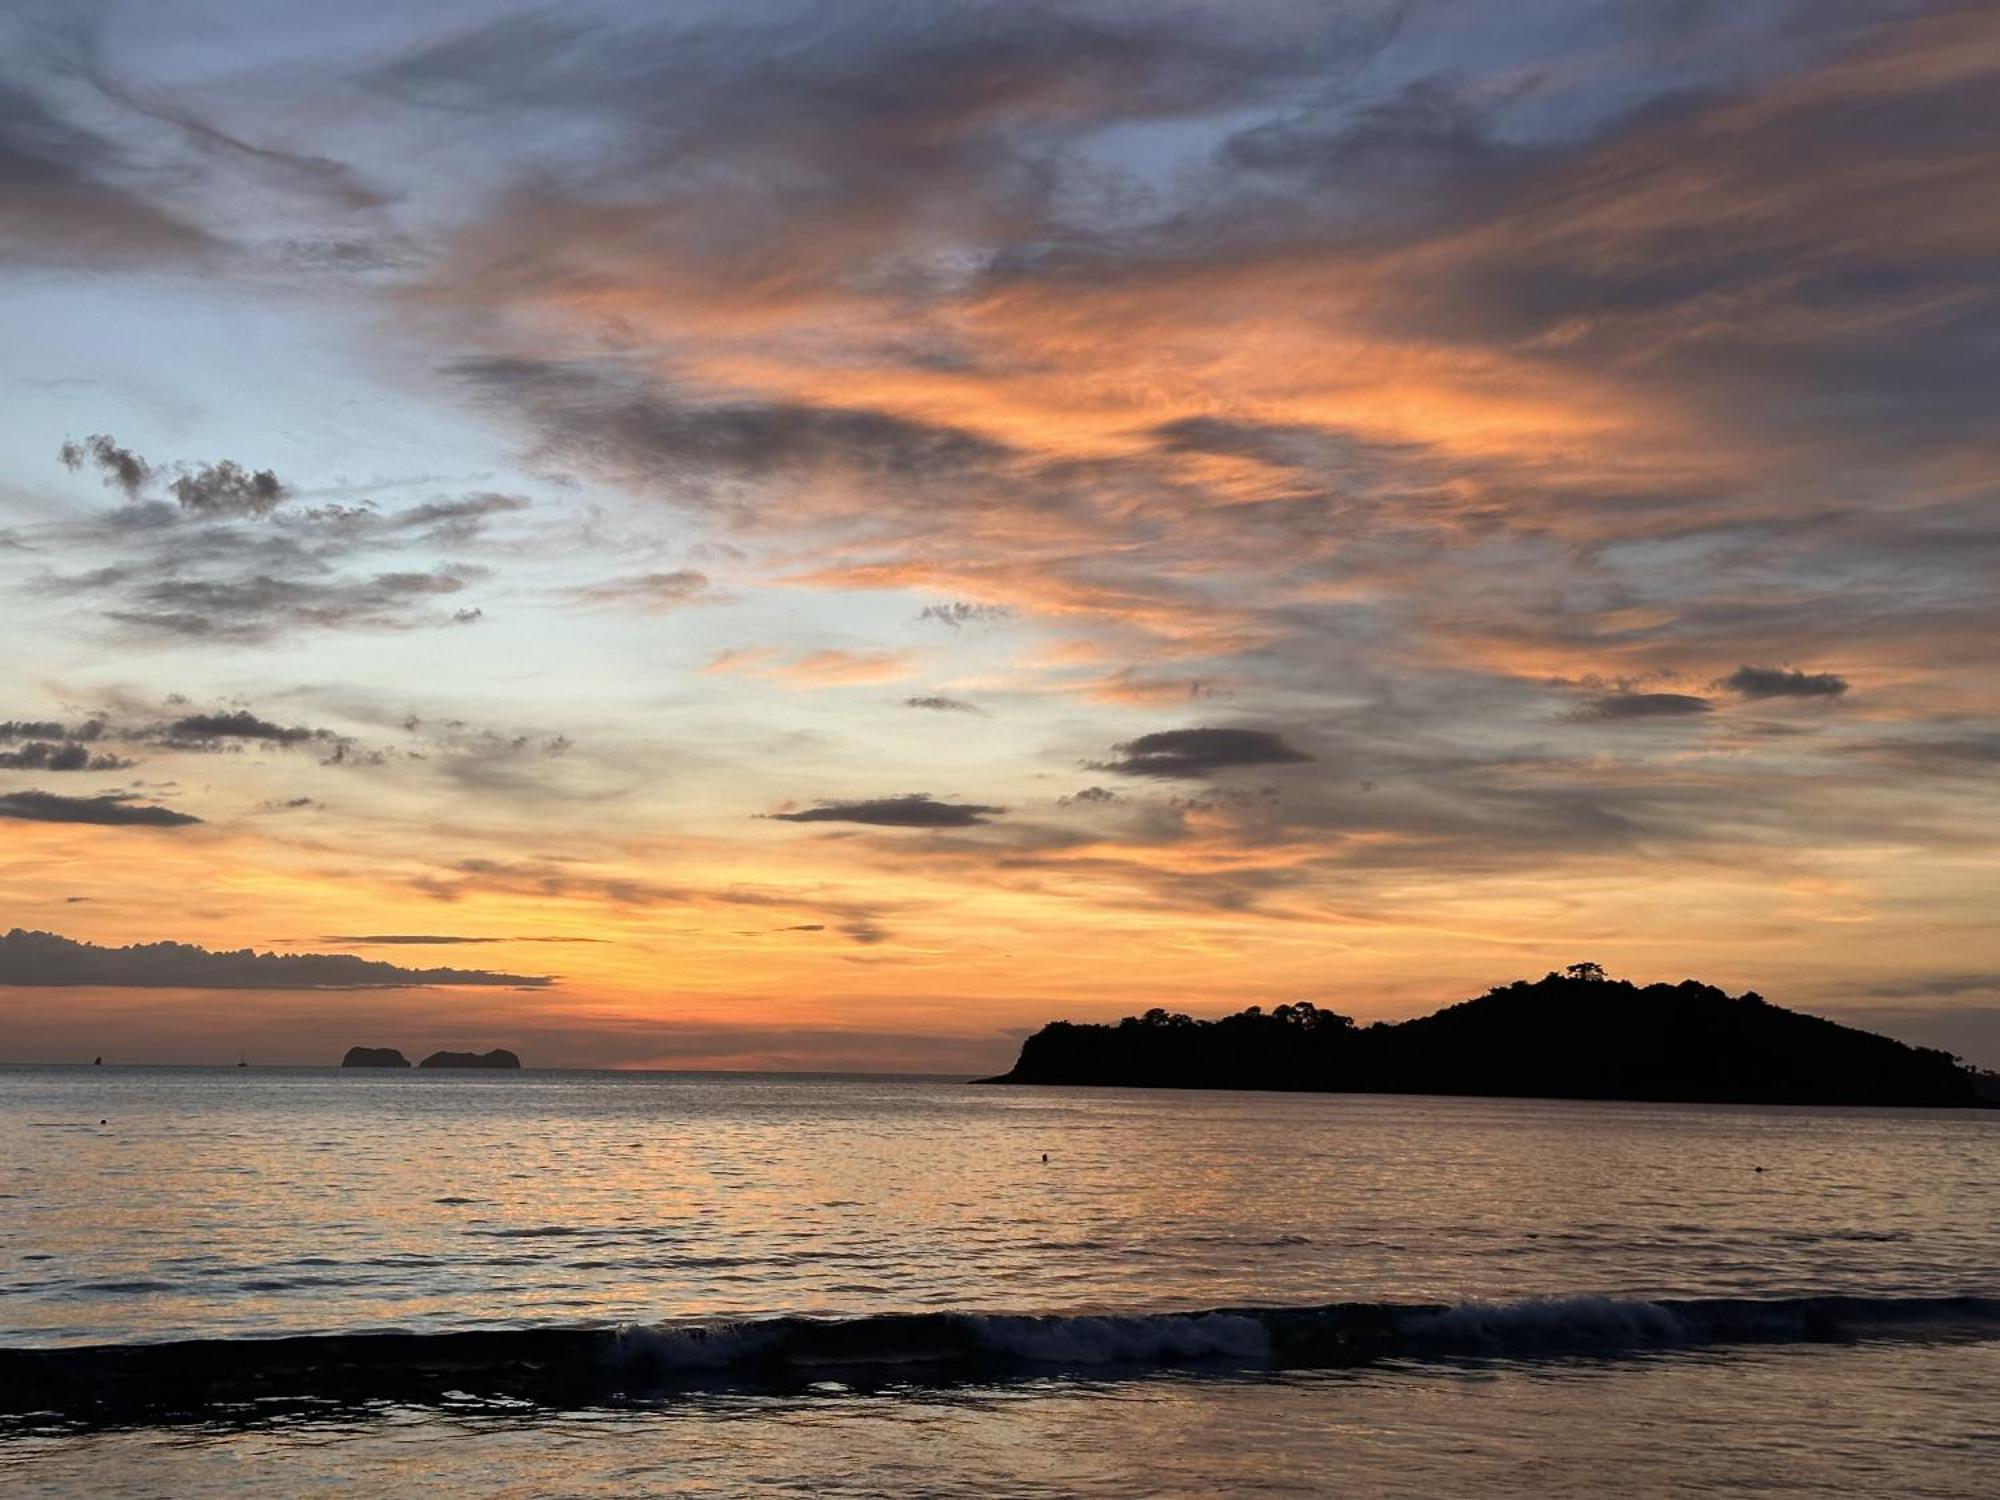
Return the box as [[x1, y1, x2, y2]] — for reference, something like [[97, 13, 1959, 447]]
[[3, 1068, 1992, 1347]]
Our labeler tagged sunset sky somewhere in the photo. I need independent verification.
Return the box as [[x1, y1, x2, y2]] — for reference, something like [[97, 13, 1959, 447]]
[[1, 0, 1995, 1071]]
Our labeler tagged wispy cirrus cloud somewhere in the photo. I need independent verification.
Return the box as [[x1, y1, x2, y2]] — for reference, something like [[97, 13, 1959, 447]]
[[705, 646, 917, 689], [566, 568, 718, 612], [403, 857, 900, 946]]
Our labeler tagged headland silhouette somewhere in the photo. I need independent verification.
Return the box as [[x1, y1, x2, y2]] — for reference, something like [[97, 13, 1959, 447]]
[[981, 966, 1987, 1107]]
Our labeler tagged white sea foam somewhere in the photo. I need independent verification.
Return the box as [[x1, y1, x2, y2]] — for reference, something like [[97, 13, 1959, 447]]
[[610, 1321, 785, 1368]]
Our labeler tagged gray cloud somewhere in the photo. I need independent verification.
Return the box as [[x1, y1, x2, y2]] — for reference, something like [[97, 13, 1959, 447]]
[[0, 86, 213, 267], [97, 568, 483, 642], [917, 602, 1014, 628], [1841, 732, 2000, 777], [41, 433, 511, 643], [40, 465, 514, 659], [0, 740, 131, 771], [1220, 71, 1527, 215], [381, 491, 528, 540], [69, 48, 392, 217], [169, 460, 289, 518], [0, 790, 199, 826], [1575, 692, 1715, 721], [0, 717, 125, 770], [1723, 665, 1850, 699], [1, 718, 110, 744], [1058, 785, 1119, 806], [0, 720, 87, 740], [769, 793, 1005, 828], [1093, 727, 1313, 778], [152, 709, 336, 749], [58, 434, 291, 517], [449, 357, 1013, 508], [0, 928, 549, 989], [59, 434, 152, 498], [295, 492, 528, 547], [399, 720, 595, 802], [380, 4, 1392, 123], [904, 695, 983, 713]]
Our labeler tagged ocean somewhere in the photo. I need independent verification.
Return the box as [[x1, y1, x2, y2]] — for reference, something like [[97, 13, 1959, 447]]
[[2, 1067, 1995, 1496]]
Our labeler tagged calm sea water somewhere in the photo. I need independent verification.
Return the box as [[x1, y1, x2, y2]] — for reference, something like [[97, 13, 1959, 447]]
[[2, 1067, 1996, 1496]]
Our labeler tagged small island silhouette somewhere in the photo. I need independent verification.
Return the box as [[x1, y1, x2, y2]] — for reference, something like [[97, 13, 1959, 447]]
[[980, 966, 1988, 1107], [341, 1047, 409, 1068], [418, 1049, 520, 1069], [340, 1047, 521, 1069]]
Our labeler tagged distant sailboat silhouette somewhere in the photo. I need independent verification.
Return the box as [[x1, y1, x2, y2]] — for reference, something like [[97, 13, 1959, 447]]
[[93, 1056, 102, 1066], [237, 1052, 249, 1068]]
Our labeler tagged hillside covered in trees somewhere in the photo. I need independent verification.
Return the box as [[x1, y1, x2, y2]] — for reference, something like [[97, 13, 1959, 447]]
[[980, 967, 1987, 1107]]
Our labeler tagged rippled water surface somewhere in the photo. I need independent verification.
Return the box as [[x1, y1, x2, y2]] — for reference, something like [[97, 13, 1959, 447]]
[[5, 1067, 1996, 1343], [9, 1339, 2000, 1500], [3, 1067, 1995, 1495]]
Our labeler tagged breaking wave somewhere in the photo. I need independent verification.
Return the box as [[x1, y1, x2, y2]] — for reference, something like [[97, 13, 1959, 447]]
[[6, 1292, 1996, 1423]]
